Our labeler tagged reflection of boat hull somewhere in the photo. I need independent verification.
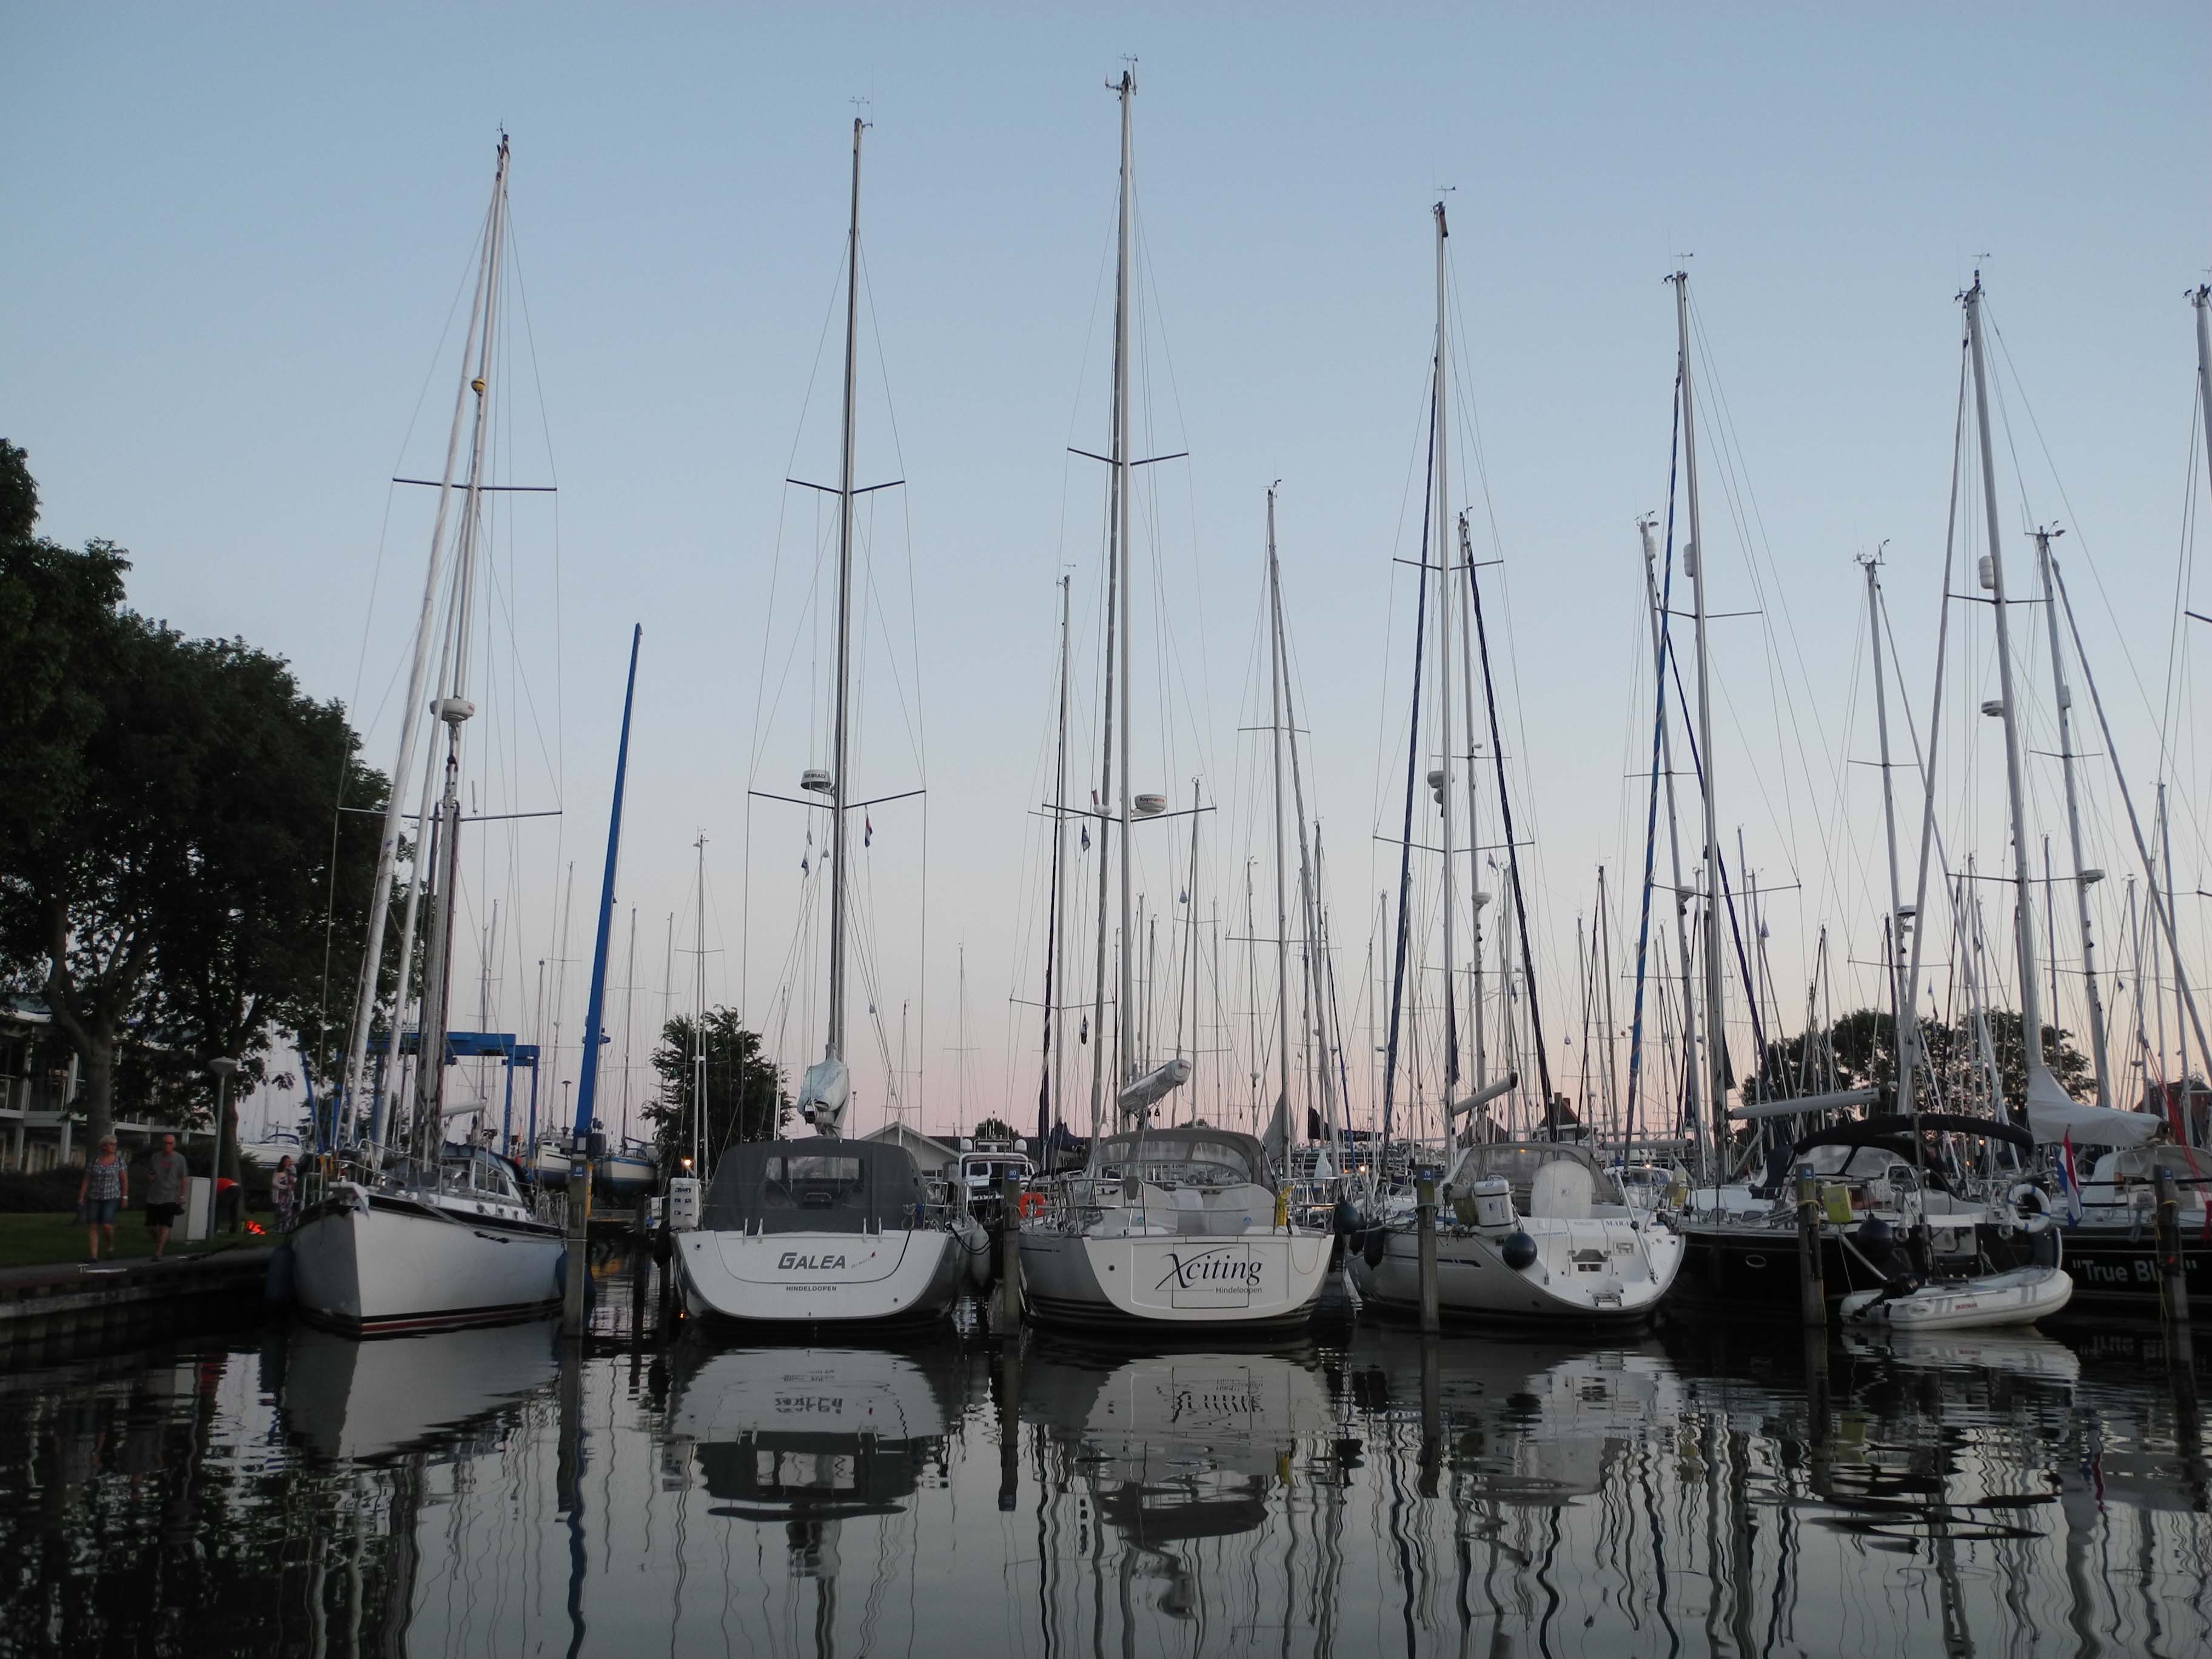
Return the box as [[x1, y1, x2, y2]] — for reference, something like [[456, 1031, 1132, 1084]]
[[665, 1344, 959, 1529], [1353, 1219, 1683, 1329], [1840, 1265, 2073, 1330], [1017, 1230, 1330, 1333], [674, 1227, 964, 1327], [290, 1188, 564, 1335], [281, 1318, 558, 1460]]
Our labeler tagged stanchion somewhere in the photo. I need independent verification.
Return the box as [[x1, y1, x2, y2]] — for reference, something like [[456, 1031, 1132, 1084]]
[[1796, 1165, 1827, 1330], [1416, 1178, 1440, 1336]]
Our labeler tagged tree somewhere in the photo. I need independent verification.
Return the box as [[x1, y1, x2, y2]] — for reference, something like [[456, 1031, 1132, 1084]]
[[644, 1008, 785, 1168], [971, 1116, 1017, 1144], [1746, 1004, 2094, 1121], [0, 441, 387, 1157]]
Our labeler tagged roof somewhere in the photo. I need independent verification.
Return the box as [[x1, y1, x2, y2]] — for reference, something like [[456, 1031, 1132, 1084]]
[[859, 1120, 960, 1164]]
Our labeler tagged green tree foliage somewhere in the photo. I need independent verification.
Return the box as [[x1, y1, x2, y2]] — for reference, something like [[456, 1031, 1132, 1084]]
[[1748, 1005, 2093, 1119], [971, 1116, 1017, 1144], [645, 1008, 785, 1168], [0, 441, 387, 1161]]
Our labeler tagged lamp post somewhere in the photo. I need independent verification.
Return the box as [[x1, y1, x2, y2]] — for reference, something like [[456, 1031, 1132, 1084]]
[[207, 1057, 241, 1235]]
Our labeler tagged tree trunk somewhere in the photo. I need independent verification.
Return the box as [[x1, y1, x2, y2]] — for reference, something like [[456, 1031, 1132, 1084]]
[[220, 1089, 243, 1184], [81, 1033, 115, 1160]]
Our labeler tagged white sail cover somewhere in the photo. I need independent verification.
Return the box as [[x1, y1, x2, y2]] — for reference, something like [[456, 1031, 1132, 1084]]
[[797, 1056, 850, 1138], [2026, 1062, 2160, 1147], [1447, 1073, 1518, 1121], [1117, 1056, 1192, 1121], [1729, 1086, 1879, 1122]]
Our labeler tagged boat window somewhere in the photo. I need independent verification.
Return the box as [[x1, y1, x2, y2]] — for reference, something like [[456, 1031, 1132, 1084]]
[[1093, 1133, 1261, 1188], [700, 1143, 927, 1235]]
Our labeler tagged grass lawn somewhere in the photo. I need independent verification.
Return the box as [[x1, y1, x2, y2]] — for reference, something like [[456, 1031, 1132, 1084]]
[[0, 1208, 278, 1270]]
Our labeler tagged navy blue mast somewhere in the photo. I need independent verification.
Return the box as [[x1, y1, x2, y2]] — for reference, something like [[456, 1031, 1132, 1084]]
[[573, 625, 643, 1144]]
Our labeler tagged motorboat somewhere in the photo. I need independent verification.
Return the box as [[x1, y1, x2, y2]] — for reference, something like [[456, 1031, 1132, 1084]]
[[1017, 1127, 1331, 1335], [291, 1144, 563, 1335], [1675, 1113, 2051, 1313], [1351, 1141, 1684, 1329]]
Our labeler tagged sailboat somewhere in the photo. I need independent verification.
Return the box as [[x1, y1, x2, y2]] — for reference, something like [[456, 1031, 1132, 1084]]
[[1345, 205, 1683, 1330], [1014, 71, 1330, 1335], [669, 118, 967, 1329], [291, 136, 565, 1335]]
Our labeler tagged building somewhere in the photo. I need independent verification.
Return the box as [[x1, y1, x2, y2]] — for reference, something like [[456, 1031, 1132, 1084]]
[[0, 996, 217, 1170], [859, 1119, 960, 1178]]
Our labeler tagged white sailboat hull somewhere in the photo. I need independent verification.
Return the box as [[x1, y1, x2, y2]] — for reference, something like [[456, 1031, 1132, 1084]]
[[674, 1226, 964, 1327], [1017, 1228, 1330, 1333], [1839, 1265, 2073, 1331], [1352, 1216, 1684, 1327], [290, 1187, 565, 1335]]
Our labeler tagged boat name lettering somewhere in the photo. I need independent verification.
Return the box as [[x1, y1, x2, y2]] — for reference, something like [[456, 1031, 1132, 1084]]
[[1152, 1248, 1263, 1291], [777, 1252, 849, 1271]]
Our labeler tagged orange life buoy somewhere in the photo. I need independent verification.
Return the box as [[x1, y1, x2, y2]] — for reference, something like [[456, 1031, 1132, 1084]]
[[1016, 1190, 1046, 1218]]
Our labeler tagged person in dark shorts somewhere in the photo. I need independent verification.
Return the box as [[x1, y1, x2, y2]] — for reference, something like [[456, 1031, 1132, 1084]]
[[77, 1138, 127, 1262], [144, 1132, 189, 1259]]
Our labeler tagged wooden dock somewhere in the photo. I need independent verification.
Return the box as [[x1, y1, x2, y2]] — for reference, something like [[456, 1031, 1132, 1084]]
[[0, 1247, 273, 1359]]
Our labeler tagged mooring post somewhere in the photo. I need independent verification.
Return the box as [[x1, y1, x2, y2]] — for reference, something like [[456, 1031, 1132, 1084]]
[[1416, 1176, 1439, 1335], [561, 1150, 592, 1338], [997, 1174, 1025, 1330], [1797, 1165, 1827, 1330], [2157, 1167, 2194, 1370], [629, 1193, 651, 1340]]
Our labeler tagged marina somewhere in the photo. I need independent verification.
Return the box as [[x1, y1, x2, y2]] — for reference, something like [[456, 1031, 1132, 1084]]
[[8, 8, 2212, 1654], [4, 1261, 2208, 1657]]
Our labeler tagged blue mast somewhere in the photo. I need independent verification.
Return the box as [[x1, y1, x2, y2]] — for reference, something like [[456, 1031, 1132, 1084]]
[[573, 625, 643, 1146]]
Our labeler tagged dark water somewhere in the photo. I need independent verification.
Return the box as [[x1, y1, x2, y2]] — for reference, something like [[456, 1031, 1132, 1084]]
[[4, 1284, 2207, 1658]]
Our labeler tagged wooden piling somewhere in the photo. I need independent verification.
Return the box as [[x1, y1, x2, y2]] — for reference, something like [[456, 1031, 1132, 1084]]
[[997, 1173, 1024, 1330], [1416, 1177, 1439, 1335], [561, 1155, 592, 1338], [2157, 1167, 2194, 1367], [1796, 1166, 1827, 1330]]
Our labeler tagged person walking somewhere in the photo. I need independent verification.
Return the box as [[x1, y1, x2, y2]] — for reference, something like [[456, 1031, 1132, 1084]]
[[77, 1138, 127, 1264], [271, 1155, 298, 1232], [144, 1133, 189, 1261]]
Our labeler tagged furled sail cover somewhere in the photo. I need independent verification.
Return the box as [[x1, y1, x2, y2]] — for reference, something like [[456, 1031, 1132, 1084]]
[[2026, 1063, 2160, 1147], [1117, 1056, 1193, 1120], [797, 1056, 851, 1138]]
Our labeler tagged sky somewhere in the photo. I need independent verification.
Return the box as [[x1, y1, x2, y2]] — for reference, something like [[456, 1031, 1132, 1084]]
[[7, 5, 2208, 1147]]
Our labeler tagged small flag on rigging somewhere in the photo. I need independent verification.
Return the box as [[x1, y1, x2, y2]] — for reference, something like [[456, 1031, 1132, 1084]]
[[865, 814, 873, 847]]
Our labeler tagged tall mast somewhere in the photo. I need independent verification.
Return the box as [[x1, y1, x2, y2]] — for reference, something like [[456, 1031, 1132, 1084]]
[[2031, 529, 2111, 1106], [1040, 575, 1072, 1150], [1113, 69, 1137, 1109], [1432, 203, 1460, 1105], [344, 136, 506, 1157], [1963, 275, 2046, 1097], [1862, 557, 1917, 1111], [1639, 518, 1703, 1134], [1270, 525, 1335, 1142], [570, 625, 643, 1150], [826, 116, 865, 1068], [1266, 488, 1293, 1155], [692, 833, 706, 1160], [409, 141, 508, 1168], [1671, 270, 1728, 1167]]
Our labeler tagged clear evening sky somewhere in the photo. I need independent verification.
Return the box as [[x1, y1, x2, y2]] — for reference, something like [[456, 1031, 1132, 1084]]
[[7, 6, 2206, 1142]]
